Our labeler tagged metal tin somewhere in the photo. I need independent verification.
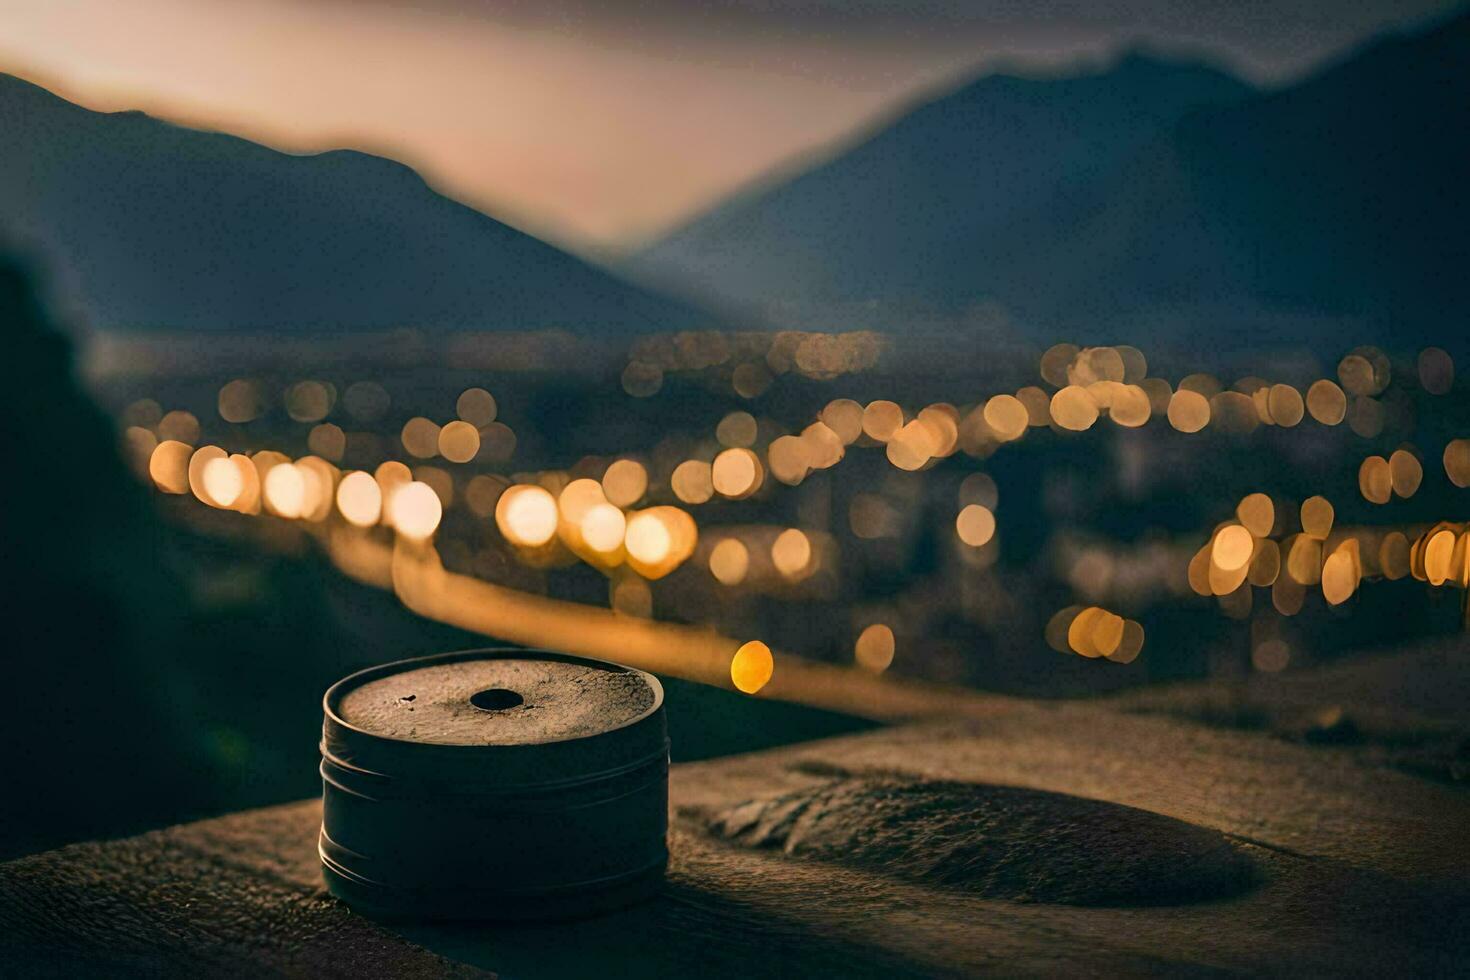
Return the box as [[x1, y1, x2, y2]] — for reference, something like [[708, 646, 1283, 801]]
[[320, 648, 668, 920]]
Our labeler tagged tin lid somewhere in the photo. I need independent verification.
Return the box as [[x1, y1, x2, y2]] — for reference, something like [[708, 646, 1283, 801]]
[[323, 649, 666, 793]]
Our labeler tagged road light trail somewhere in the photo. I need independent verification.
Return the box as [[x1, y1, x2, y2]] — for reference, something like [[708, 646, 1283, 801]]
[[325, 527, 1010, 722]]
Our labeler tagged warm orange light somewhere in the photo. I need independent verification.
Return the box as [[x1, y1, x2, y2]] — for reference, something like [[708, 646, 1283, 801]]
[[955, 504, 996, 547], [767, 436, 811, 486], [438, 420, 481, 463], [558, 478, 607, 526], [1389, 449, 1423, 498], [496, 485, 559, 547], [771, 528, 812, 579], [401, 417, 441, 459], [1236, 493, 1274, 537], [886, 419, 936, 470], [1301, 496, 1334, 539], [336, 471, 383, 527], [581, 503, 627, 553], [854, 624, 895, 673], [709, 538, 750, 585], [201, 455, 244, 508], [1321, 543, 1359, 605], [730, 640, 774, 694], [187, 445, 228, 505], [1212, 525, 1254, 572], [1167, 390, 1210, 433], [820, 399, 865, 444], [264, 463, 307, 518], [862, 400, 904, 442], [1306, 380, 1347, 425], [1358, 456, 1391, 504], [1267, 384, 1304, 427], [712, 448, 762, 499], [625, 511, 673, 565], [390, 481, 443, 540], [1051, 385, 1099, 431], [1424, 529, 1456, 586], [624, 507, 697, 579], [671, 460, 714, 504], [601, 459, 648, 507], [983, 394, 1028, 441]]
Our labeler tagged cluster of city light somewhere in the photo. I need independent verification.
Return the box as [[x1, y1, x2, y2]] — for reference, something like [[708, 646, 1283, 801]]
[[1358, 450, 1423, 504], [147, 438, 451, 541], [130, 382, 805, 696], [122, 334, 1463, 695], [474, 469, 701, 581], [642, 344, 1460, 503], [621, 330, 885, 399], [398, 388, 514, 465], [1045, 605, 1145, 663], [1186, 489, 1470, 621], [702, 526, 824, 589]]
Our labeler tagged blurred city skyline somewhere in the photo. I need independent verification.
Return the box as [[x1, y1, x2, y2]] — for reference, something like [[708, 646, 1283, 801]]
[[2, 0, 1457, 253]]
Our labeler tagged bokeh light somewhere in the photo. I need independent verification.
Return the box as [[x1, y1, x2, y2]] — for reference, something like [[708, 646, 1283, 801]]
[[716, 411, 758, 448], [578, 502, 626, 554], [456, 388, 497, 426], [390, 481, 443, 540], [336, 470, 383, 527], [1050, 385, 1098, 431], [671, 459, 714, 504], [820, 399, 864, 444], [1301, 496, 1335, 539], [401, 417, 441, 459], [955, 504, 996, 547], [862, 400, 903, 442], [1166, 390, 1210, 433], [148, 440, 193, 494], [263, 462, 307, 519], [201, 455, 244, 508], [496, 485, 559, 547], [217, 379, 262, 423], [771, 528, 813, 580], [438, 420, 481, 463], [285, 381, 332, 423], [854, 624, 895, 673], [308, 422, 346, 462], [602, 459, 648, 507], [730, 640, 774, 694], [1306, 380, 1347, 425], [712, 448, 763, 499], [709, 538, 750, 586], [1236, 493, 1274, 537]]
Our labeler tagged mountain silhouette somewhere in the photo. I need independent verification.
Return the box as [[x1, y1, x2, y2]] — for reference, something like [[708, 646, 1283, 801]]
[[633, 11, 1469, 353], [0, 73, 715, 334], [631, 52, 1252, 331]]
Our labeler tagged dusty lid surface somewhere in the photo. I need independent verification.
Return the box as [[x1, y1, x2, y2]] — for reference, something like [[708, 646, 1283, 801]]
[[336, 656, 659, 746]]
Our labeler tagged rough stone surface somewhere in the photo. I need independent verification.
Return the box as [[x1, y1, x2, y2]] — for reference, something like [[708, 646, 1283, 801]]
[[5, 656, 1470, 976], [0, 802, 488, 979], [337, 658, 656, 745], [702, 772, 1258, 905]]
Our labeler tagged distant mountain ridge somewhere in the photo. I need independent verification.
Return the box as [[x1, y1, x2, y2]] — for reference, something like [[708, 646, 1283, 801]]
[[0, 73, 716, 334], [631, 11, 1470, 352], [630, 52, 1254, 329]]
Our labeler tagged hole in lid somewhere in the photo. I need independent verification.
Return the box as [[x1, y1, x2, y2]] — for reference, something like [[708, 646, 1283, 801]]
[[470, 687, 524, 712]]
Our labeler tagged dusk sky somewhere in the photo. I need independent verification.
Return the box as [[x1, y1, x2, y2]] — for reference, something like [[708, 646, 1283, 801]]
[[2, 0, 1457, 254]]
